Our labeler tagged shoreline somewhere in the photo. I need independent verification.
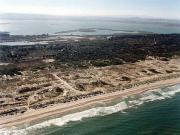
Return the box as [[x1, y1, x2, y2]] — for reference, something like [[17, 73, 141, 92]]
[[0, 77, 180, 129]]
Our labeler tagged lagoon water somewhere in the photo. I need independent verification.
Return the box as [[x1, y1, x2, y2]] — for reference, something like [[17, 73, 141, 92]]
[[0, 16, 180, 35], [1, 84, 180, 135]]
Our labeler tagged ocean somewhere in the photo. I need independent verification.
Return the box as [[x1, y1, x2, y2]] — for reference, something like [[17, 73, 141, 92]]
[[1, 84, 180, 135], [0, 15, 180, 35]]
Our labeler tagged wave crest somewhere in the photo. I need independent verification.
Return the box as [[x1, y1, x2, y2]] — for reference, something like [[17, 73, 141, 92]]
[[1, 84, 180, 135]]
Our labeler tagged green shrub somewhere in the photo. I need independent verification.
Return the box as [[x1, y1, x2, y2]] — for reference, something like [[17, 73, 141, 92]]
[[91, 59, 111, 67], [0, 65, 22, 76]]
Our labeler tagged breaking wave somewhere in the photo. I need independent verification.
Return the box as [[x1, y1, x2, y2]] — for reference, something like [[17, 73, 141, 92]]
[[1, 84, 180, 135]]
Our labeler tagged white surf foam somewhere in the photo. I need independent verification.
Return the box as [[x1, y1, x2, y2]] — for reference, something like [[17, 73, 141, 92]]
[[0, 128, 25, 135], [1, 84, 180, 135]]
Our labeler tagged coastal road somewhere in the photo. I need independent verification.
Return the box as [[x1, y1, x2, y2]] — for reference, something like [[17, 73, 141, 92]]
[[51, 73, 83, 94]]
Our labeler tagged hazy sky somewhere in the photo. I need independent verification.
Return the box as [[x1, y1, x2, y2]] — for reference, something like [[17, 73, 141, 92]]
[[0, 0, 180, 19]]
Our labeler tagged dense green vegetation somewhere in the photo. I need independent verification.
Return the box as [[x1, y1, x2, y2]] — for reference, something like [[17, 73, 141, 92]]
[[0, 34, 180, 75], [0, 65, 22, 76]]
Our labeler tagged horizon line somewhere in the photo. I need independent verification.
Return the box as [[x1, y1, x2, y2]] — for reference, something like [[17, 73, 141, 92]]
[[1, 12, 180, 21]]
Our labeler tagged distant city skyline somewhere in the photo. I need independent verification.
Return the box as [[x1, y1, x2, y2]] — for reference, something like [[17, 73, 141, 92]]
[[0, 0, 180, 19]]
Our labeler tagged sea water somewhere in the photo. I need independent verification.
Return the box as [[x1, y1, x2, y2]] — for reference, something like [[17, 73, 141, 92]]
[[0, 16, 180, 35], [1, 84, 180, 135]]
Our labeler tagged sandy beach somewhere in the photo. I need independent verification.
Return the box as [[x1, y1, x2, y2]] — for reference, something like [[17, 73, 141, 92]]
[[0, 77, 180, 129]]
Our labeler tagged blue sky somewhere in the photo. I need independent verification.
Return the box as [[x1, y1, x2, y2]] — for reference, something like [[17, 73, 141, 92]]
[[0, 0, 180, 19]]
